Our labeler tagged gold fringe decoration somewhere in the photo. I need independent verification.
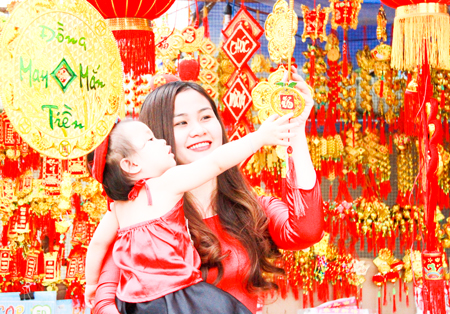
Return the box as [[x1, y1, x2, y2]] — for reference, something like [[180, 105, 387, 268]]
[[391, 3, 450, 71], [105, 18, 152, 31]]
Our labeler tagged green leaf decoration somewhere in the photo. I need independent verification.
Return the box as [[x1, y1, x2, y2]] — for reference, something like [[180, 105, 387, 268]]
[[275, 82, 285, 87], [288, 82, 297, 88]]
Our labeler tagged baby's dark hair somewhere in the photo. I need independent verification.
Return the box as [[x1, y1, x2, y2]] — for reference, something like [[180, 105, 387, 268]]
[[94, 120, 138, 201]]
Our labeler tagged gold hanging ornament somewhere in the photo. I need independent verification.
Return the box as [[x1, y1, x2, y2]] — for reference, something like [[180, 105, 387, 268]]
[[252, 0, 306, 122]]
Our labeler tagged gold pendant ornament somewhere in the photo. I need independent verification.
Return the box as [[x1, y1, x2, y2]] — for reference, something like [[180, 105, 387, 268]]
[[0, 0, 124, 159], [264, 0, 298, 64], [271, 83, 306, 117]]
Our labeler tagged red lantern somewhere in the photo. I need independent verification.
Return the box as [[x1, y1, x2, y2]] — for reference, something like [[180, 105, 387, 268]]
[[86, 0, 176, 76]]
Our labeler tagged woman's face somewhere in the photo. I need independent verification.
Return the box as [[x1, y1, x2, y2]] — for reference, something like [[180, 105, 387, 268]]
[[173, 89, 223, 165]]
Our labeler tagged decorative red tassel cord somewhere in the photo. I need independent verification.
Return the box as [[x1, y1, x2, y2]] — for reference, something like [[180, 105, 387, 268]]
[[303, 292, 308, 308], [309, 43, 316, 86], [202, 4, 210, 38], [378, 290, 382, 314], [379, 74, 384, 98], [112, 29, 155, 76], [393, 287, 396, 312], [399, 279, 402, 302], [405, 285, 409, 307], [342, 31, 348, 77]]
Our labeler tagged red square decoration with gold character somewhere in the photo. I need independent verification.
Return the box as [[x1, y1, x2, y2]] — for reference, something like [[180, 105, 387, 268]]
[[43, 251, 60, 285], [222, 76, 253, 125], [0, 247, 11, 279], [65, 245, 86, 281], [13, 205, 30, 234], [42, 156, 62, 194], [23, 249, 40, 282], [223, 6, 264, 41], [68, 156, 89, 178], [3, 116, 20, 149], [222, 23, 260, 70]]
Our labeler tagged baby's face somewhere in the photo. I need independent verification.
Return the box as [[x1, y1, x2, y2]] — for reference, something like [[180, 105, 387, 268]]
[[125, 121, 176, 178]]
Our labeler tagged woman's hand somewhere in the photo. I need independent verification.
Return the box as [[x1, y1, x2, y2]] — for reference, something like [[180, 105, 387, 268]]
[[254, 112, 299, 147], [281, 66, 314, 127], [85, 284, 97, 308]]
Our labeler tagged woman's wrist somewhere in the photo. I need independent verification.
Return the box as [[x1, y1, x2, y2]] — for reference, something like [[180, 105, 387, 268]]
[[248, 132, 261, 153]]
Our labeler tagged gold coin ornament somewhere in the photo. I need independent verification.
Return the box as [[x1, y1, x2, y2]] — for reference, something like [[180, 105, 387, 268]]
[[0, 0, 124, 159], [270, 82, 306, 118], [252, 65, 306, 122]]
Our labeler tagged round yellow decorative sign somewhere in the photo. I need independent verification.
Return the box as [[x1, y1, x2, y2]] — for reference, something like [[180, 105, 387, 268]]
[[270, 86, 305, 117], [0, 0, 124, 159], [252, 66, 306, 122]]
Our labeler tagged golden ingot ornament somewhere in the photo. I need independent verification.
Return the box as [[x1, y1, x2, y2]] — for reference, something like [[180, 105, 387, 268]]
[[265, 0, 298, 64], [0, 0, 124, 159]]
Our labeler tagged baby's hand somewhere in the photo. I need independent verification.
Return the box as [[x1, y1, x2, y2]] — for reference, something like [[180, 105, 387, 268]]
[[254, 112, 298, 147], [84, 284, 97, 308]]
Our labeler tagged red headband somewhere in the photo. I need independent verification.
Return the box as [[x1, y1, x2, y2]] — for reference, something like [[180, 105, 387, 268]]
[[92, 134, 110, 184]]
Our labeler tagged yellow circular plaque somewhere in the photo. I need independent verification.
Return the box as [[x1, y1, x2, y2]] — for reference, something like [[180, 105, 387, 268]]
[[270, 86, 305, 118], [0, 0, 124, 159]]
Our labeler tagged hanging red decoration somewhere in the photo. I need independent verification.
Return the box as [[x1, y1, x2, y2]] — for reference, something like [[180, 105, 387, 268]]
[[178, 57, 200, 82], [329, 0, 362, 77], [86, 0, 176, 76], [418, 44, 446, 314]]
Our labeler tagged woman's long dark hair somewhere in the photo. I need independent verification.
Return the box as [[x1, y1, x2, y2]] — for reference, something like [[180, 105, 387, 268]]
[[139, 81, 283, 292]]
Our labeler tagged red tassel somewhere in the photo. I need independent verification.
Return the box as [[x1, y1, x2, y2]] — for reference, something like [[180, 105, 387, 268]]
[[202, 8, 210, 38], [383, 282, 387, 306], [405, 286, 409, 307], [363, 111, 366, 132], [352, 125, 355, 148], [309, 48, 316, 86], [342, 31, 348, 77], [1, 222, 8, 246], [380, 78, 384, 98], [393, 288, 396, 312], [422, 278, 446, 314], [378, 290, 382, 314], [2, 158, 20, 179], [399, 279, 402, 302], [38, 249, 45, 275], [303, 292, 308, 308], [112, 29, 155, 76]]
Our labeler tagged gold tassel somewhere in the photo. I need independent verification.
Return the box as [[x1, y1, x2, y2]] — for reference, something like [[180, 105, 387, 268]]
[[391, 3, 450, 70]]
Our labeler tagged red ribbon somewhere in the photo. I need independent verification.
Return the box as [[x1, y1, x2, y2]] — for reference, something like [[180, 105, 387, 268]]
[[128, 179, 153, 205]]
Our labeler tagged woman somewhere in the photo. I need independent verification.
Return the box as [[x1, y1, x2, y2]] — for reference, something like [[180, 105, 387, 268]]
[[93, 69, 324, 314]]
